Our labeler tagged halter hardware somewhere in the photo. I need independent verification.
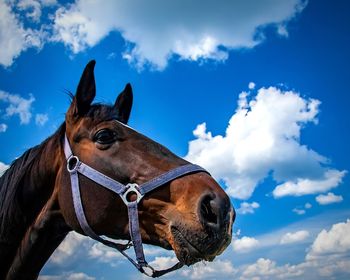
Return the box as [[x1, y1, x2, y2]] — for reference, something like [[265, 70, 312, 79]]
[[67, 155, 80, 173], [121, 183, 144, 205], [63, 133, 209, 277]]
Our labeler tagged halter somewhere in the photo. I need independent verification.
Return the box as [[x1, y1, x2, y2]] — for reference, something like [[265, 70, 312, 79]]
[[63, 134, 209, 277]]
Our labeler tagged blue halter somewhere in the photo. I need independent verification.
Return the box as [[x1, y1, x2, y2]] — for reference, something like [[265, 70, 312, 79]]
[[63, 133, 209, 277]]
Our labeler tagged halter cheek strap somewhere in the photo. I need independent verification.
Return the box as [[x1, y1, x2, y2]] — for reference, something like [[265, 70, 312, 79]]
[[63, 134, 209, 277]]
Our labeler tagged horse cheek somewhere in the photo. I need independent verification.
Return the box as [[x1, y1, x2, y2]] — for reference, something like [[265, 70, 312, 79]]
[[56, 167, 81, 234]]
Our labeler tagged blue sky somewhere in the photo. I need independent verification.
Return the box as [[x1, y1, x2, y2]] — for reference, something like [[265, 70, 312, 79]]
[[1, 0, 350, 279]]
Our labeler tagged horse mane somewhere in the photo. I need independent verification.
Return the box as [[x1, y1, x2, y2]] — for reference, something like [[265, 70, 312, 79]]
[[0, 103, 116, 243], [0, 123, 66, 241]]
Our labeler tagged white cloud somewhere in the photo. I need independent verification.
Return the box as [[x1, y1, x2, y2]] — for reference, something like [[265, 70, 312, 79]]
[[185, 86, 346, 200], [35, 113, 48, 126], [0, 1, 46, 67], [107, 52, 116, 60], [315, 259, 350, 278], [0, 90, 35, 124], [52, 0, 306, 70], [237, 201, 260, 214], [0, 123, 7, 132], [17, 0, 43, 22], [0, 161, 9, 176], [315, 192, 343, 205], [280, 230, 310, 244], [305, 203, 312, 209], [241, 258, 304, 280], [1, 0, 308, 69], [230, 217, 350, 279], [292, 203, 312, 215], [306, 219, 350, 261], [49, 232, 90, 265], [273, 169, 346, 198], [277, 24, 289, 37], [293, 208, 306, 215], [48, 232, 127, 268], [38, 272, 95, 280], [232, 236, 259, 253], [181, 260, 237, 279], [148, 256, 178, 271], [88, 242, 124, 265], [248, 82, 256, 90], [16, 0, 57, 22]]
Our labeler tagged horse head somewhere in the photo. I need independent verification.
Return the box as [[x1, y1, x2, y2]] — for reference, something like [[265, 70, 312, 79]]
[[58, 60, 235, 269]]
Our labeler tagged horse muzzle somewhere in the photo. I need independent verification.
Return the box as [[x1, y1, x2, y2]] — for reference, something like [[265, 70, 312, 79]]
[[170, 192, 235, 265]]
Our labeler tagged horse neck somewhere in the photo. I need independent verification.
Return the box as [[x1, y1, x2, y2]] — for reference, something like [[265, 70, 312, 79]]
[[0, 124, 65, 240], [20, 132, 64, 216], [0, 125, 66, 278]]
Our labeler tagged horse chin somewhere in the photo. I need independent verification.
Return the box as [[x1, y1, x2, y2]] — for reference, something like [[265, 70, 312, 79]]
[[170, 226, 215, 266]]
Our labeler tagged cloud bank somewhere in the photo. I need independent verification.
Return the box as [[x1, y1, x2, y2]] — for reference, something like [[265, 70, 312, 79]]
[[185, 86, 346, 200], [1, 0, 307, 69], [0, 0, 47, 67]]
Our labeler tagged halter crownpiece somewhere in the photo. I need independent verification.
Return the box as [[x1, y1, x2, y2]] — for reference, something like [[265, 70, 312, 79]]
[[63, 133, 210, 277]]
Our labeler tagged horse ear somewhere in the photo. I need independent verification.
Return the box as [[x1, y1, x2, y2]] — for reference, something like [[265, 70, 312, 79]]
[[114, 83, 133, 124], [68, 60, 96, 118]]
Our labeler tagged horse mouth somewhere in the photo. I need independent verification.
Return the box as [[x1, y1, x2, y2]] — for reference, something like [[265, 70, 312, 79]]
[[170, 226, 215, 266]]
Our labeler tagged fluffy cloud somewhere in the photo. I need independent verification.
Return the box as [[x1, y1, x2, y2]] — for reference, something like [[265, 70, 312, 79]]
[[0, 90, 35, 124], [0, 161, 9, 176], [235, 219, 350, 279], [280, 230, 310, 244], [273, 169, 346, 198], [232, 236, 259, 253], [306, 219, 350, 261], [185, 86, 346, 200], [241, 258, 304, 280], [1, 0, 307, 69], [52, 0, 306, 70], [16, 0, 57, 22], [88, 242, 125, 266], [49, 232, 90, 265], [181, 259, 237, 279], [237, 201, 260, 214], [0, 123, 7, 132], [292, 208, 305, 215], [305, 203, 312, 209], [35, 113, 49, 126], [292, 203, 312, 215], [315, 192, 343, 205], [0, 1, 46, 67], [148, 256, 178, 271]]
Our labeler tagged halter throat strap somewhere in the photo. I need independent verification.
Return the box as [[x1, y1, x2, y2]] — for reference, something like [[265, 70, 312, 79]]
[[63, 134, 208, 277]]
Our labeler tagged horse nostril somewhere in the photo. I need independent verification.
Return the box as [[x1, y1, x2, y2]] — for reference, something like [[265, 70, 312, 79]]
[[199, 193, 232, 232], [200, 194, 218, 226]]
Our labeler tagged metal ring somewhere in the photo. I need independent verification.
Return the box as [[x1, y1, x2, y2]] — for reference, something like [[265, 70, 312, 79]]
[[67, 155, 80, 173], [121, 183, 143, 205]]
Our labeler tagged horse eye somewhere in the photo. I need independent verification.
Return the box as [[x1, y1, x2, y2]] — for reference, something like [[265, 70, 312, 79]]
[[94, 129, 117, 144]]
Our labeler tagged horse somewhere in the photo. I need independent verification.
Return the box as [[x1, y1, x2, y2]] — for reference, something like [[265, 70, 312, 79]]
[[0, 60, 235, 279]]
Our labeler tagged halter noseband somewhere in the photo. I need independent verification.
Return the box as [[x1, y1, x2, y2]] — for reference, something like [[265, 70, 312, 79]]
[[63, 134, 209, 277]]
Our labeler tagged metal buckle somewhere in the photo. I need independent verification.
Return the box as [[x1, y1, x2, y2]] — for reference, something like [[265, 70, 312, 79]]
[[67, 155, 80, 173], [121, 183, 144, 205]]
